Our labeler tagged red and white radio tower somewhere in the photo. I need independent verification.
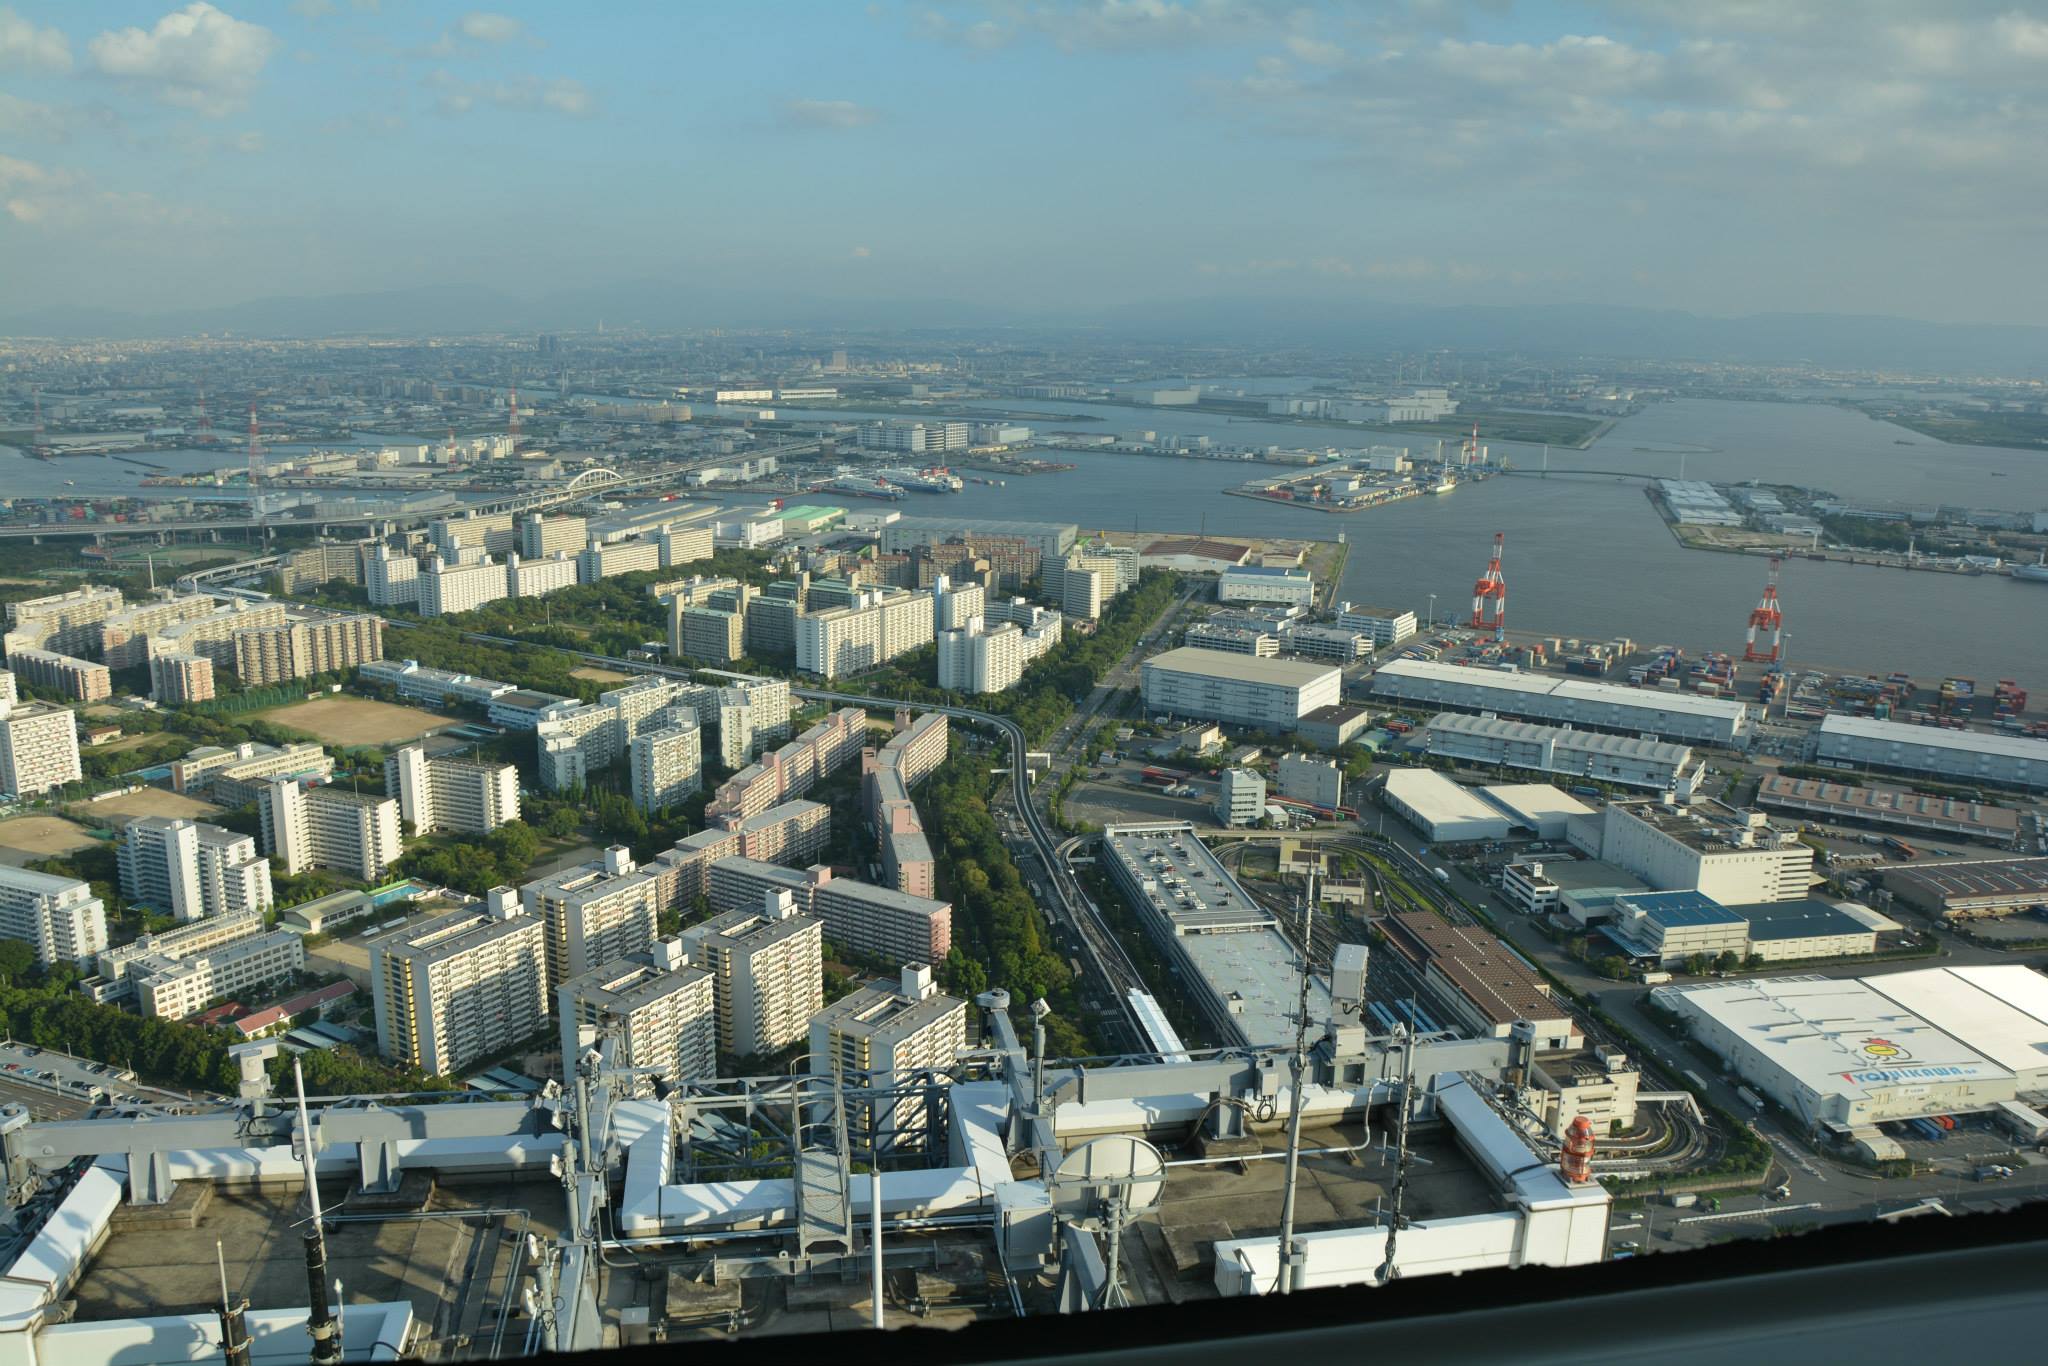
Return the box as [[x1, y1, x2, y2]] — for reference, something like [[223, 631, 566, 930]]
[[1470, 531, 1507, 638], [1743, 556, 1784, 663], [446, 427, 457, 463], [194, 385, 212, 444], [247, 402, 263, 509], [1460, 421, 1480, 466], [508, 386, 521, 442]]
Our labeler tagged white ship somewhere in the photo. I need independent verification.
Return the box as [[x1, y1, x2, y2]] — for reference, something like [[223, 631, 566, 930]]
[[2014, 552, 2048, 583], [877, 465, 963, 492]]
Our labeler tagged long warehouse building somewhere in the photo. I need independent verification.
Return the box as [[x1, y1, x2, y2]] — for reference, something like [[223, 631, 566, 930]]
[[1369, 659, 1751, 747], [1809, 714, 2048, 793], [1420, 712, 1708, 799], [1141, 647, 1342, 731]]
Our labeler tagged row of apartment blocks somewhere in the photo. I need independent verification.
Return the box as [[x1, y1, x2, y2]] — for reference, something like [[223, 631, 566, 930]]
[[705, 706, 866, 823], [862, 711, 949, 899]]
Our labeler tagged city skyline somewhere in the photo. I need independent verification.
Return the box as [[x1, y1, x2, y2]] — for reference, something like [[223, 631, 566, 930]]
[[4, 1, 2048, 330]]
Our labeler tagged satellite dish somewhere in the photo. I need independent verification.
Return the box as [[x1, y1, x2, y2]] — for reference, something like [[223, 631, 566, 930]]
[[1050, 1135, 1165, 1228]]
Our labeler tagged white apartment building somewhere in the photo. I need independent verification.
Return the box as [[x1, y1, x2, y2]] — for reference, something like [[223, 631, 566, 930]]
[[417, 555, 509, 617], [1568, 800, 1814, 905], [535, 676, 695, 792], [117, 816, 273, 922], [386, 745, 520, 836], [1217, 768, 1266, 827], [657, 524, 716, 567], [0, 865, 107, 968], [937, 618, 1029, 694], [680, 889, 824, 1056], [4, 585, 122, 658], [369, 893, 548, 1076], [808, 963, 968, 1151], [579, 538, 660, 583], [130, 928, 304, 1021], [682, 607, 746, 664], [0, 691, 81, 798], [362, 542, 420, 607], [795, 589, 935, 678], [556, 941, 716, 1087], [505, 552, 580, 599], [260, 779, 403, 880], [149, 652, 216, 704], [519, 513, 587, 559], [932, 575, 986, 632], [630, 720, 702, 814], [431, 510, 518, 557], [708, 858, 953, 965], [522, 846, 661, 987]]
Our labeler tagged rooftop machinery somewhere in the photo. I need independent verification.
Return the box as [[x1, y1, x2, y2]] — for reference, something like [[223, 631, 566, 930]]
[[1743, 556, 1784, 663], [1470, 532, 1506, 639]]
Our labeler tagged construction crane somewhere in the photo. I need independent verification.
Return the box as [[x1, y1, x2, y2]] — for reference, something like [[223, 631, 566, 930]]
[[1743, 556, 1784, 663], [1469, 531, 1506, 638]]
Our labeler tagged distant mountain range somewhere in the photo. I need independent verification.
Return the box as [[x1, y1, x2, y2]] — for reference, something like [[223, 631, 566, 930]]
[[7, 283, 2048, 374]]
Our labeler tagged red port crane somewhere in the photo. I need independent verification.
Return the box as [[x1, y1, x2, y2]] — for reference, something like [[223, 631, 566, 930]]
[[1470, 531, 1506, 637], [1744, 556, 1784, 663]]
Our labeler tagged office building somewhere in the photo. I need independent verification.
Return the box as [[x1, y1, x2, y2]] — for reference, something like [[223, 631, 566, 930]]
[[1335, 605, 1417, 646], [1567, 800, 1813, 905], [4, 584, 122, 658], [1810, 714, 2048, 792], [1275, 754, 1343, 811], [505, 551, 580, 598], [359, 659, 516, 708], [630, 720, 702, 814], [231, 614, 384, 686], [175, 741, 331, 806], [6, 648, 110, 703], [1142, 647, 1342, 731], [0, 864, 107, 968], [556, 940, 716, 1087], [1218, 565, 1316, 609], [523, 846, 661, 987], [681, 889, 824, 1055], [809, 963, 968, 1150], [130, 928, 304, 1022], [417, 555, 508, 617], [369, 893, 548, 1075], [148, 651, 215, 704], [1216, 768, 1265, 827], [795, 588, 935, 678], [117, 816, 273, 922], [386, 745, 520, 836], [1370, 660, 1751, 748], [0, 693, 82, 798], [1421, 713, 1707, 800], [260, 778, 402, 880], [519, 512, 587, 559], [710, 855, 952, 967]]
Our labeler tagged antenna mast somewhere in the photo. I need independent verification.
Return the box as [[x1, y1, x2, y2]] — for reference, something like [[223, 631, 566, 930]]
[[293, 1060, 343, 1365], [246, 403, 263, 517], [195, 385, 212, 444], [1375, 1012, 1417, 1286], [1274, 872, 1316, 1294], [508, 385, 521, 444]]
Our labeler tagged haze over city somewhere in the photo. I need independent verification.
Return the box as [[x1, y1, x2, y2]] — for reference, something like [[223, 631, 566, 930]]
[[5, 1, 2048, 340]]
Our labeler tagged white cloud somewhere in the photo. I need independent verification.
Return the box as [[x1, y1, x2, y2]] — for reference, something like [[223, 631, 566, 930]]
[[781, 99, 882, 130], [426, 71, 594, 118], [917, 0, 1271, 52], [0, 93, 66, 139], [458, 12, 526, 44], [0, 5, 73, 72], [0, 153, 193, 228], [87, 4, 279, 117]]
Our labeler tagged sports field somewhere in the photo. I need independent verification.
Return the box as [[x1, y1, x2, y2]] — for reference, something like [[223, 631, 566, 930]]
[[72, 789, 220, 822], [0, 815, 97, 866], [256, 696, 449, 746]]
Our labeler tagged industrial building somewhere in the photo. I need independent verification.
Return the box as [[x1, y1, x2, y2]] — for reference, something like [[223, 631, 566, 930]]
[[1884, 857, 2048, 920], [1500, 857, 1647, 919], [1421, 712, 1707, 799], [1477, 784, 1595, 841], [1602, 891, 1749, 964], [1217, 564, 1316, 609], [1755, 772, 2022, 843], [879, 516, 1077, 562], [1811, 713, 2048, 792], [1381, 910, 1579, 1049], [385, 745, 520, 836], [1334, 604, 1417, 646], [1652, 965, 2048, 1134], [1141, 647, 1342, 731], [1098, 823, 1330, 1048], [1295, 702, 1372, 749], [1568, 799, 1814, 905], [1275, 753, 1343, 810], [1381, 769, 1511, 842], [1370, 659, 1752, 747]]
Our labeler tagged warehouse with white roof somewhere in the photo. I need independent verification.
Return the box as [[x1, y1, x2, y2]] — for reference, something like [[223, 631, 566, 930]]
[[1382, 768, 1512, 842], [1370, 659, 1751, 747], [1652, 965, 2048, 1132], [1421, 712, 1708, 799], [1479, 783, 1596, 840], [1810, 713, 2048, 792]]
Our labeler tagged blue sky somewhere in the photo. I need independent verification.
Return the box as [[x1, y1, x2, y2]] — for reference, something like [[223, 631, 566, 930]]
[[4, 1, 2046, 324]]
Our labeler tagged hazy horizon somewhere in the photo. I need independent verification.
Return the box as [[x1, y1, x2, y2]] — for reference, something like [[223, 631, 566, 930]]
[[5, 2, 2048, 330]]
